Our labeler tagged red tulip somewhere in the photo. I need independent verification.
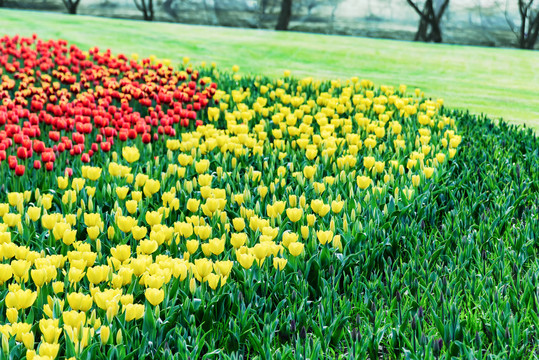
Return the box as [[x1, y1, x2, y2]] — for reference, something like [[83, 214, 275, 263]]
[[15, 164, 25, 176], [142, 133, 151, 144], [16, 147, 28, 159]]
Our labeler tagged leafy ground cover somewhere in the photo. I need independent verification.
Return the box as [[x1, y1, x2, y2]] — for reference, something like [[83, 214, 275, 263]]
[[0, 9, 538, 131], [0, 33, 538, 360]]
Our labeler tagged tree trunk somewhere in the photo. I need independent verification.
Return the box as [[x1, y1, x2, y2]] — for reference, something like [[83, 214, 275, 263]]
[[135, 0, 154, 21], [148, 0, 154, 21], [414, 2, 429, 41], [63, 0, 80, 14], [407, 0, 449, 43], [276, 0, 292, 31], [522, 3, 539, 49]]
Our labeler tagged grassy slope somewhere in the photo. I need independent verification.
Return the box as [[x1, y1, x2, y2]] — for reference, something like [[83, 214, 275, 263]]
[[1, 9, 538, 130]]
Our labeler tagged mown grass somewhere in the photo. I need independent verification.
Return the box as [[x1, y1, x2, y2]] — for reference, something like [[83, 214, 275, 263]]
[[0, 8, 538, 130]]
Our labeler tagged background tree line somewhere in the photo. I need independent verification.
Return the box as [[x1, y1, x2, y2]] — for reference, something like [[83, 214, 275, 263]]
[[0, 0, 537, 49]]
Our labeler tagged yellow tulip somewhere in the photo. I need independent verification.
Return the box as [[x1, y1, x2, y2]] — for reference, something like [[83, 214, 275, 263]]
[[71, 178, 86, 192], [116, 216, 137, 233], [3, 213, 21, 228], [145, 211, 162, 226], [67, 292, 93, 312], [124, 303, 145, 321], [0, 232, 11, 244], [6, 308, 17, 324], [116, 186, 129, 200], [122, 146, 140, 163], [57, 176, 69, 190], [230, 233, 247, 249], [138, 239, 158, 255], [63, 229, 77, 246], [195, 258, 213, 280], [27, 207, 41, 222], [331, 235, 343, 252], [11, 260, 30, 281], [30, 268, 47, 288], [86, 266, 108, 285], [126, 200, 138, 214], [195, 225, 212, 240], [0, 264, 12, 285], [286, 208, 303, 223], [273, 257, 288, 270], [52, 222, 70, 240], [303, 165, 316, 180], [252, 243, 269, 266], [87, 226, 100, 240], [68, 267, 85, 284], [21, 331, 34, 350], [186, 198, 200, 213], [436, 153, 446, 164], [41, 194, 53, 210], [126, 225, 146, 241], [100, 325, 111, 344], [11, 322, 32, 342], [38, 341, 60, 359], [363, 156, 375, 170], [195, 159, 210, 174], [281, 232, 298, 248], [52, 281, 64, 294], [62, 310, 86, 328], [316, 230, 333, 245], [144, 288, 164, 306], [237, 253, 254, 269], [143, 179, 161, 197], [214, 260, 233, 277], [206, 273, 221, 290], [110, 244, 131, 263], [331, 200, 344, 214], [288, 242, 304, 257], [423, 167, 435, 179], [172, 262, 188, 281], [5, 289, 37, 310], [356, 176, 372, 190], [412, 174, 421, 187], [209, 237, 225, 255]]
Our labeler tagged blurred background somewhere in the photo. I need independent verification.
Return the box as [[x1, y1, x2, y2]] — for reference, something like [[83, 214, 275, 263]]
[[2, 0, 538, 49]]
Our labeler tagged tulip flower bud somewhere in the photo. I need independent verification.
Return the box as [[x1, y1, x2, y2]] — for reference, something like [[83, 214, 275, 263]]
[[299, 326, 306, 340], [2, 334, 9, 356], [6, 308, 17, 323], [99, 325, 110, 344], [116, 329, 122, 344]]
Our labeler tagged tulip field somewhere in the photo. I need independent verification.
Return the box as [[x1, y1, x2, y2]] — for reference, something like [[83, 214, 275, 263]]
[[0, 33, 538, 359]]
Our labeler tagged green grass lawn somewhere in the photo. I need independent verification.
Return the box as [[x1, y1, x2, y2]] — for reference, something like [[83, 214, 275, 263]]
[[1, 8, 538, 130]]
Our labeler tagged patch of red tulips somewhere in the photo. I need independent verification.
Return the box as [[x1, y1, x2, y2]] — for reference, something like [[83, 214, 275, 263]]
[[0, 34, 217, 174]]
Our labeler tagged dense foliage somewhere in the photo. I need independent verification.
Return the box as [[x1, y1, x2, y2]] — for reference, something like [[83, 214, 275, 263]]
[[0, 35, 538, 359]]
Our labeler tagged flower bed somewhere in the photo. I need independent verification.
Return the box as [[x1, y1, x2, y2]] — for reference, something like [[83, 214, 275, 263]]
[[11, 34, 539, 360]]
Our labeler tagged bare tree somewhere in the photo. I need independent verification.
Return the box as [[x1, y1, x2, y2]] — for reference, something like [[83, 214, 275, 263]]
[[276, 0, 293, 30], [62, 0, 81, 14], [134, 0, 154, 21], [505, 0, 539, 49], [406, 0, 450, 42]]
